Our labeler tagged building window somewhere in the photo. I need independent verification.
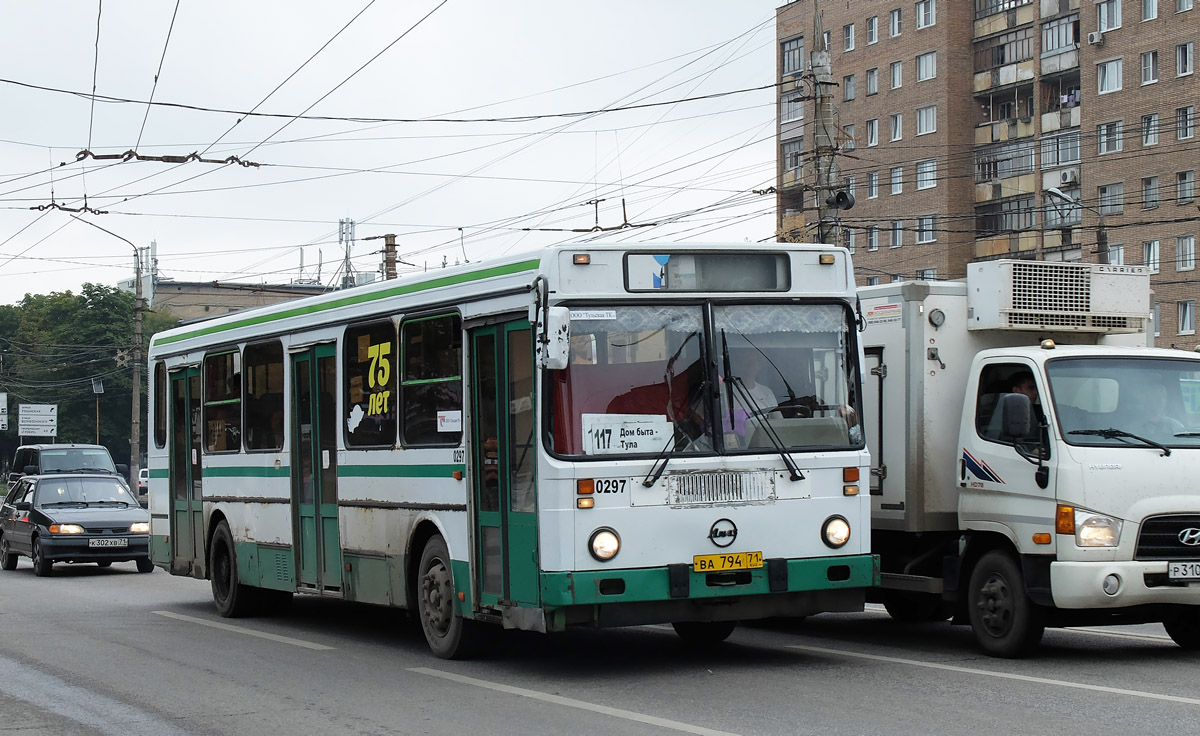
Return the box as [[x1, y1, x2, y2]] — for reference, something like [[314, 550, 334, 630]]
[[1181, 0, 1195, 11], [1042, 15, 1079, 54], [868, 225, 879, 250], [1179, 301, 1195, 335], [1098, 183, 1125, 215], [868, 171, 879, 198], [844, 23, 855, 51], [1178, 235, 1196, 270], [892, 274, 906, 283], [916, 268, 937, 280], [1179, 42, 1195, 75], [782, 37, 805, 76], [866, 67, 879, 95], [1142, 113, 1159, 145], [1045, 186, 1082, 227], [977, 196, 1036, 235], [867, 276, 880, 286], [866, 118, 879, 146], [846, 228, 857, 253], [1109, 244, 1125, 265], [917, 51, 937, 80], [1179, 170, 1196, 202], [975, 0, 1032, 20], [1154, 303, 1161, 337], [1098, 0, 1122, 31], [1097, 59, 1123, 93], [844, 74, 857, 100], [1143, 0, 1158, 20], [917, 0, 936, 28], [891, 166, 904, 194], [1097, 120, 1123, 154], [867, 16, 878, 44], [1041, 130, 1081, 166], [890, 8, 902, 36], [1142, 51, 1159, 83], [916, 216, 936, 243], [974, 28, 1033, 71], [891, 60, 903, 88], [916, 105, 937, 135], [781, 93, 805, 122], [847, 176, 856, 199], [975, 141, 1036, 181], [890, 113, 903, 140], [843, 123, 856, 151], [783, 140, 804, 171], [1178, 106, 1195, 139], [890, 220, 904, 247], [1144, 239, 1160, 272], [1143, 176, 1160, 208], [917, 159, 937, 189]]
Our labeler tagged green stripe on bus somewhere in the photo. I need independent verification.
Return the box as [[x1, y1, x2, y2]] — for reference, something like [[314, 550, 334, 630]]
[[338, 464, 464, 478], [149, 468, 168, 478], [154, 258, 541, 346], [203, 466, 291, 478]]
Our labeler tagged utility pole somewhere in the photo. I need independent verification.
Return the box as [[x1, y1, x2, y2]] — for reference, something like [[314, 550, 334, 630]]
[[811, 9, 839, 245], [363, 233, 399, 280], [339, 218, 356, 289], [131, 247, 143, 490]]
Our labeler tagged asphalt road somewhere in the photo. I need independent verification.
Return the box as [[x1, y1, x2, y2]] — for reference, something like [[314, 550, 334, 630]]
[[0, 558, 1196, 736]]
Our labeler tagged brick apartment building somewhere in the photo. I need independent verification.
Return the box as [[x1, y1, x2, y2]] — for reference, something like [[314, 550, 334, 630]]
[[776, 0, 1199, 347]]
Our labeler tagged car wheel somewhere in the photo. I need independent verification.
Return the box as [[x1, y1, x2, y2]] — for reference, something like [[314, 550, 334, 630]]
[[0, 537, 17, 571], [135, 558, 154, 574], [210, 521, 256, 617], [31, 537, 53, 577], [968, 550, 1044, 658], [416, 534, 483, 659], [672, 621, 737, 645]]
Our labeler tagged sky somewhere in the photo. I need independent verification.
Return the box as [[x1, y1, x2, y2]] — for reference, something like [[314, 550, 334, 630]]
[[0, 1, 783, 304]]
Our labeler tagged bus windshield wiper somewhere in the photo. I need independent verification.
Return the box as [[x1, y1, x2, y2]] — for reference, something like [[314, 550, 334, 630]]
[[643, 332, 701, 488], [1069, 428, 1172, 457], [727, 373, 805, 481]]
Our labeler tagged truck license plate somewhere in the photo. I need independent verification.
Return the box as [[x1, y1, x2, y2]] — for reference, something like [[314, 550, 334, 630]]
[[88, 538, 128, 548], [693, 551, 763, 572], [1168, 561, 1200, 581]]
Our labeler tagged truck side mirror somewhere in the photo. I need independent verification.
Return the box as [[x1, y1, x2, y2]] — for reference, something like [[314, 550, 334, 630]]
[[23, 465, 37, 476], [999, 393, 1033, 438], [534, 306, 571, 370]]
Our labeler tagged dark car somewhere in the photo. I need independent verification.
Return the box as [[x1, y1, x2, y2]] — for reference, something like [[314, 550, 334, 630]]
[[0, 474, 152, 576]]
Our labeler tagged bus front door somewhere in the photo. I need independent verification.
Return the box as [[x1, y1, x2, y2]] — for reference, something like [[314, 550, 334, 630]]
[[470, 321, 539, 611], [291, 346, 343, 594], [168, 367, 204, 577]]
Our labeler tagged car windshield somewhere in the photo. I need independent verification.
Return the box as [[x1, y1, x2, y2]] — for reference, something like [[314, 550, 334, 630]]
[[1046, 356, 1200, 449], [548, 303, 861, 457], [39, 448, 117, 474], [36, 477, 133, 506]]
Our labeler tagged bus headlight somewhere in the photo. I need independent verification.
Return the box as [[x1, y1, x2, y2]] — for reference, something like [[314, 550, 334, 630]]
[[821, 516, 851, 549], [1075, 510, 1122, 547], [589, 528, 621, 561]]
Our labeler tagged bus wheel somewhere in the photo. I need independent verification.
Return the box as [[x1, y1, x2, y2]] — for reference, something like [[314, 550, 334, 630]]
[[672, 621, 736, 645], [210, 521, 254, 618], [417, 535, 480, 659], [968, 551, 1044, 658], [1163, 611, 1200, 650]]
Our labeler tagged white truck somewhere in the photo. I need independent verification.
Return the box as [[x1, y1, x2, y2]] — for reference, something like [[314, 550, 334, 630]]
[[859, 260, 1200, 656]]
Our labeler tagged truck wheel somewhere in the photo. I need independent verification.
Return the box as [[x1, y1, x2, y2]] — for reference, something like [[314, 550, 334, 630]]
[[883, 590, 953, 622], [0, 537, 17, 571], [210, 521, 255, 617], [416, 534, 482, 659], [968, 551, 1044, 658], [31, 537, 53, 577], [1163, 611, 1200, 650], [672, 621, 736, 645]]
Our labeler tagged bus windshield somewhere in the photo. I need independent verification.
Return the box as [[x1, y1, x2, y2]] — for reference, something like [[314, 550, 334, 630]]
[[1047, 356, 1200, 449], [549, 303, 861, 457]]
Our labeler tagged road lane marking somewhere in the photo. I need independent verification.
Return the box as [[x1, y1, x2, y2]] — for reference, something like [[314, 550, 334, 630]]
[[1063, 627, 1172, 642], [788, 643, 1200, 706], [153, 610, 334, 650], [410, 667, 741, 736]]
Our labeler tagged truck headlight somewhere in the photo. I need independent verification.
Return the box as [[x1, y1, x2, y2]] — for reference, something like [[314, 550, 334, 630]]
[[1075, 509, 1122, 547], [821, 516, 851, 549], [589, 528, 620, 561]]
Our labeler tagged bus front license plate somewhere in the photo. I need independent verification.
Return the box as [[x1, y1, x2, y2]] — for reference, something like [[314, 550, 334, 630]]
[[1168, 562, 1200, 581], [693, 551, 763, 572], [89, 538, 128, 548]]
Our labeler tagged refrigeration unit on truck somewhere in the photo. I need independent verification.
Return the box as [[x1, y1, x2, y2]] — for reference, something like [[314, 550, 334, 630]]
[[859, 259, 1200, 657]]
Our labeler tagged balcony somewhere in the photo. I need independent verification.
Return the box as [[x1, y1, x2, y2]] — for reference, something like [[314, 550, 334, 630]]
[[975, 117, 1036, 144], [1041, 104, 1079, 133]]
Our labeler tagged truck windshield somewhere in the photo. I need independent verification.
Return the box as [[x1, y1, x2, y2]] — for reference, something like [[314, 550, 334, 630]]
[[1046, 357, 1200, 449], [548, 303, 861, 458]]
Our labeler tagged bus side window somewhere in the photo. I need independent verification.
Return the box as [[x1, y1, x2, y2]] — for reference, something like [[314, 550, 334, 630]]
[[344, 321, 398, 447], [400, 314, 463, 446], [204, 350, 241, 453]]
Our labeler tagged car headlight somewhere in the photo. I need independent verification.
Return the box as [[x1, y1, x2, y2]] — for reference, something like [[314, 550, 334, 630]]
[[48, 524, 85, 535], [589, 528, 621, 561], [1075, 509, 1122, 547], [821, 516, 851, 549], [130, 522, 150, 534]]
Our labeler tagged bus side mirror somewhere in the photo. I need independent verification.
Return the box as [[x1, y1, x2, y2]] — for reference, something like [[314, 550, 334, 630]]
[[535, 306, 571, 370]]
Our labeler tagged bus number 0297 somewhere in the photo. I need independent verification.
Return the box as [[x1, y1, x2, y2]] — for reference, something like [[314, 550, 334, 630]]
[[595, 479, 626, 494]]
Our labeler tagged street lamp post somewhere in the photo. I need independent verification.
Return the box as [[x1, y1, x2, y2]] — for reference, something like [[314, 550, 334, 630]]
[[1045, 186, 1109, 265]]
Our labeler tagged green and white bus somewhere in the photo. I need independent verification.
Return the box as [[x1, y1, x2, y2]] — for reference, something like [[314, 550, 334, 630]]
[[146, 243, 877, 657]]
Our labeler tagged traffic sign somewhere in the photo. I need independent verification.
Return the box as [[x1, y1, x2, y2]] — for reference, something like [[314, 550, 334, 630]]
[[18, 404, 57, 436]]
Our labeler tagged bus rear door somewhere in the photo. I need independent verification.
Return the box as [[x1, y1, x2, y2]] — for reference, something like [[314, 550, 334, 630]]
[[168, 367, 204, 577]]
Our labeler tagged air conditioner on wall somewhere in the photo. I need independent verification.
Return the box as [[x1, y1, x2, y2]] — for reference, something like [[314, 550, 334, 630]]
[[1060, 169, 1079, 184], [1088, 31, 1104, 45]]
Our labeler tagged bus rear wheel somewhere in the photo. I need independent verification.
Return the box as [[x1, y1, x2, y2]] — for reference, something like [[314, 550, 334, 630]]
[[417, 535, 481, 659], [210, 521, 254, 617], [672, 621, 736, 645]]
